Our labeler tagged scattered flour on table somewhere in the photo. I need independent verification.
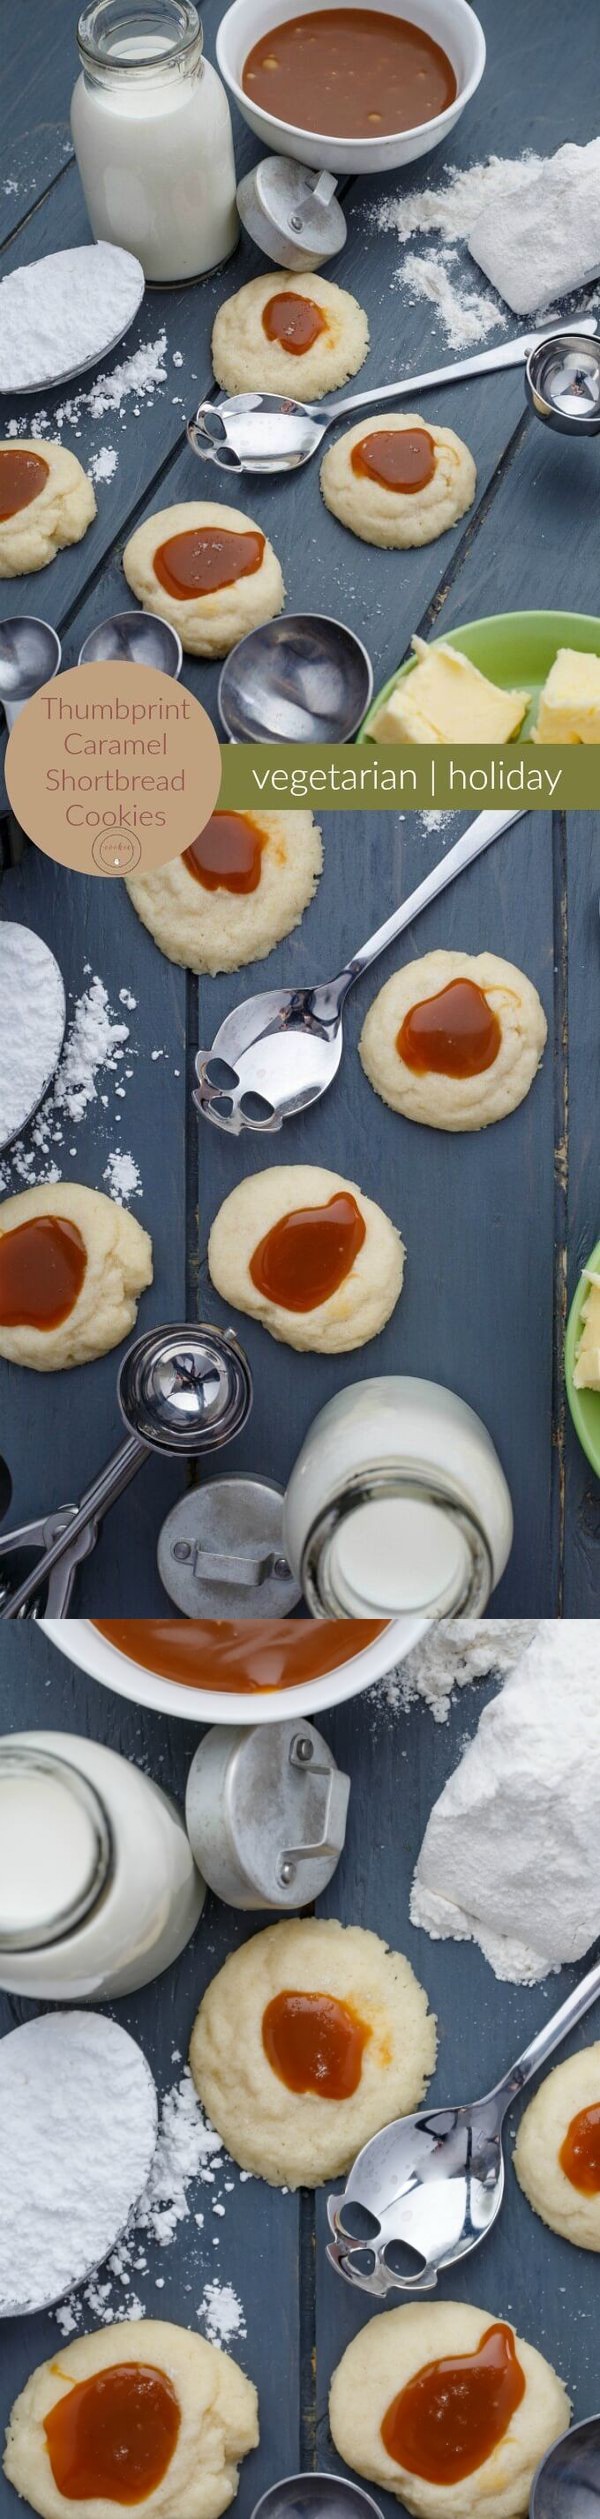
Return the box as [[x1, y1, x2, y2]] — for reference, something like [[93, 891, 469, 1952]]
[[54, 2067, 248, 2345], [89, 444, 119, 485], [370, 1619, 536, 1723], [103, 1149, 142, 1204], [411, 1621, 600, 1981], [3, 332, 190, 494], [364, 151, 600, 346], [0, 970, 144, 1204]]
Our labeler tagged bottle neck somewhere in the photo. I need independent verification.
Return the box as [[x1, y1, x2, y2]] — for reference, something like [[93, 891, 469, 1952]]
[[301, 1472, 493, 1620], [0, 1745, 112, 1952], [77, 0, 203, 90]]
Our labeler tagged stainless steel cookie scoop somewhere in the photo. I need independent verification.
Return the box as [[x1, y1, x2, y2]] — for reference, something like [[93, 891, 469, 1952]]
[[78, 611, 183, 674], [188, 317, 599, 478], [530, 2416, 600, 2518], [327, 1949, 600, 2298], [0, 1322, 252, 1619], [525, 331, 600, 435], [0, 617, 61, 729], [195, 807, 525, 1137], [219, 613, 373, 744]]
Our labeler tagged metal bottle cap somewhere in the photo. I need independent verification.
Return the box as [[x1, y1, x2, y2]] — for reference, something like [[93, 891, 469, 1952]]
[[236, 156, 347, 270], [118, 1324, 252, 1455], [185, 1720, 350, 1909], [157, 1474, 301, 1615]]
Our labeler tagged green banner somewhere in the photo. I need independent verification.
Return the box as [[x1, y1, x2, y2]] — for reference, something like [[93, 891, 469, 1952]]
[[217, 745, 600, 810]]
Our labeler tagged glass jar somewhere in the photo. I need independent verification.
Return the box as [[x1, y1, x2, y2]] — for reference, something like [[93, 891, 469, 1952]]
[[0, 1733, 206, 1999], [71, 0, 239, 283], [283, 1376, 513, 1619]]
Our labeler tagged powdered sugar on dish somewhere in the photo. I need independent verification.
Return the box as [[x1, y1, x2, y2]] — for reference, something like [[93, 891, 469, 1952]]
[[54, 2067, 248, 2347], [0, 970, 143, 1204]]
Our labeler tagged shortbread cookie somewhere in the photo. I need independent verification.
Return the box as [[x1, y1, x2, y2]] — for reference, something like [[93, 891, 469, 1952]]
[[4, 2319, 259, 2519], [123, 500, 284, 657], [207, 1163, 405, 1353], [190, 1917, 436, 2187], [126, 810, 322, 973], [320, 414, 476, 548], [0, 440, 96, 576], [359, 949, 547, 1132], [329, 2301, 570, 2519], [515, 2045, 600, 2250], [212, 270, 369, 401], [0, 1181, 152, 1370]]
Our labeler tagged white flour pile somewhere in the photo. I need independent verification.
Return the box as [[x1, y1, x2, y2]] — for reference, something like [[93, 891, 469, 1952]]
[[55, 2066, 247, 2347], [365, 149, 600, 346], [0, 2013, 157, 2316], [411, 1621, 600, 1981], [373, 1619, 536, 1723], [0, 968, 141, 1204], [0, 242, 144, 395]]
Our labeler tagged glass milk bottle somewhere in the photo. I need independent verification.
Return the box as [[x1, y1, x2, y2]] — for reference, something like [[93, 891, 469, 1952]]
[[284, 1376, 513, 1618], [0, 1733, 205, 2000], [71, 0, 239, 283]]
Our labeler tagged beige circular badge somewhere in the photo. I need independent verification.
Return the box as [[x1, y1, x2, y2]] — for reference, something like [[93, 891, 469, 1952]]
[[5, 661, 221, 876]]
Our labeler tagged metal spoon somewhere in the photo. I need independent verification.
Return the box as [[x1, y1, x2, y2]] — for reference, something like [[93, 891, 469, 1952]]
[[327, 1948, 600, 2299], [219, 613, 373, 744], [530, 2415, 600, 2518], [78, 611, 183, 674], [251, 2478, 385, 2519], [525, 331, 600, 436], [188, 317, 599, 477], [0, 617, 61, 730], [195, 806, 526, 1136]]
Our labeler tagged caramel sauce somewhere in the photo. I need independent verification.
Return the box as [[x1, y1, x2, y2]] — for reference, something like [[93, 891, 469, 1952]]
[[44, 2364, 180, 2505], [0, 447, 50, 521], [0, 1215, 86, 1329], [351, 427, 435, 493], [263, 1989, 370, 2097], [263, 290, 327, 354], [242, 8, 457, 141], [184, 812, 264, 893], [381, 2322, 525, 2485], [154, 526, 265, 600], [93, 1620, 387, 1693], [397, 978, 502, 1079], [560, 2103, 600, 2192], [249, 1191, 366, 1312]]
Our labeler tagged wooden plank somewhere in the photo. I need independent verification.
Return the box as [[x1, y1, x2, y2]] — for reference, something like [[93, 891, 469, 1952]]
[[561, 810, 600, 1614], [197, 810, 557, 1617], [0, 1624, 301, 2519]]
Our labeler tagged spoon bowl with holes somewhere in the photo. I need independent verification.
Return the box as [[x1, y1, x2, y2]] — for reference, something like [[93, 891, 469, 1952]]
[[565, 1233, 600, 1477], [327, 1949, 600, 2298]]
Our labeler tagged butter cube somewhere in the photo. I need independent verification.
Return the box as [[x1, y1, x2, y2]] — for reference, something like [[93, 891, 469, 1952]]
[[574, 1270, 600, 1390], [533, 647, 600, 743], [369, 638, 530, 744]]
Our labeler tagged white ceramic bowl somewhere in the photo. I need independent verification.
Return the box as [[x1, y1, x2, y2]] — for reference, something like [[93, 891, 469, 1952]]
[[217, 0, 485, 175], [42, 1616, 426, 1725]]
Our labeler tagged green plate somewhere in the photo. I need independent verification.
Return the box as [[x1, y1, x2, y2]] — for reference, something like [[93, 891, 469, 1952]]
[[566, 1237, 600, 1476], [357, 609, 600, 742]]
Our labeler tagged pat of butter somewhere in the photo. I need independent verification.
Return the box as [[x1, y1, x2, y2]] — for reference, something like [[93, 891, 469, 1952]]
[[370, 638, 531, 744], [574, 1269, 600, 1390], [533, 647, 600, 744]]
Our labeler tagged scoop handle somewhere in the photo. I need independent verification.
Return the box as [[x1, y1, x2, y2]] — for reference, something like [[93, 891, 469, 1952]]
[[489, 1954, 600, 2113], [326, 316, 599, 420]]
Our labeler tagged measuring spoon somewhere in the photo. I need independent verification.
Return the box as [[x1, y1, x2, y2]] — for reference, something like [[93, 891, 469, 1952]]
[[188, 318, 599, 477], [78, 611, 183, 674], [530, 2416, 600, 2518], [0, 617, 61, 729]]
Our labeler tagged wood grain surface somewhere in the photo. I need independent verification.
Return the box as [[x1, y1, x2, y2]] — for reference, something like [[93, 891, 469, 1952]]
[[1, 0, 599, 1611]]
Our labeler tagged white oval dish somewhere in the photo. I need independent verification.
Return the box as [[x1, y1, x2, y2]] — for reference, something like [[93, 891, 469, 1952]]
[[42, 1615, 426, 1725], [217, 0, 485, 176]]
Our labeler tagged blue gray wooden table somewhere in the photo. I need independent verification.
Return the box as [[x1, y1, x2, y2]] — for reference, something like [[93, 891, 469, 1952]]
[[1, 1629, 598, 2517], [1, 0, 600, 1612]]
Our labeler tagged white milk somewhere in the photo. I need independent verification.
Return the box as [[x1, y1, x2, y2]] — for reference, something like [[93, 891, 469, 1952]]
[[284, 1376, 514, 1618], [0, 1769, 97, 1935], [71, 1, 239, 282], [0, 1736, 205, 1996]]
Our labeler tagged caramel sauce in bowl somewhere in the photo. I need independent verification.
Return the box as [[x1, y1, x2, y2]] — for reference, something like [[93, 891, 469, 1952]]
[[41, 1615, 426, 1724], [217, 0, 486, 179]]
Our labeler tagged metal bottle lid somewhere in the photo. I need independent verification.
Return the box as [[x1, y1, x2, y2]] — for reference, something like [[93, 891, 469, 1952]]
[[236, 156, 347, 270], [185, 1719, 350, 1909], [157, 1474, 301, 1616]]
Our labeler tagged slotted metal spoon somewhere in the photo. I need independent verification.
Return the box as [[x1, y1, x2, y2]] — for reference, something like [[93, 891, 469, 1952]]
[[195, 806, 526, 1136], [327, 1949, 600, 2298], [188, 318, 598, 477]]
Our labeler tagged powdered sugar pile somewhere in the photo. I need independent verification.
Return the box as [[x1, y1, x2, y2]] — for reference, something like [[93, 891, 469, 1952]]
[[0, 242, 144, 395], [365, 151, 600, 347], [0, 2013, 157, 2317], [0, 924, 65, 1148], [372, 1620, 537, 1724], [55, 2066, 248, 2345], [0, 969, 141, 1204]]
